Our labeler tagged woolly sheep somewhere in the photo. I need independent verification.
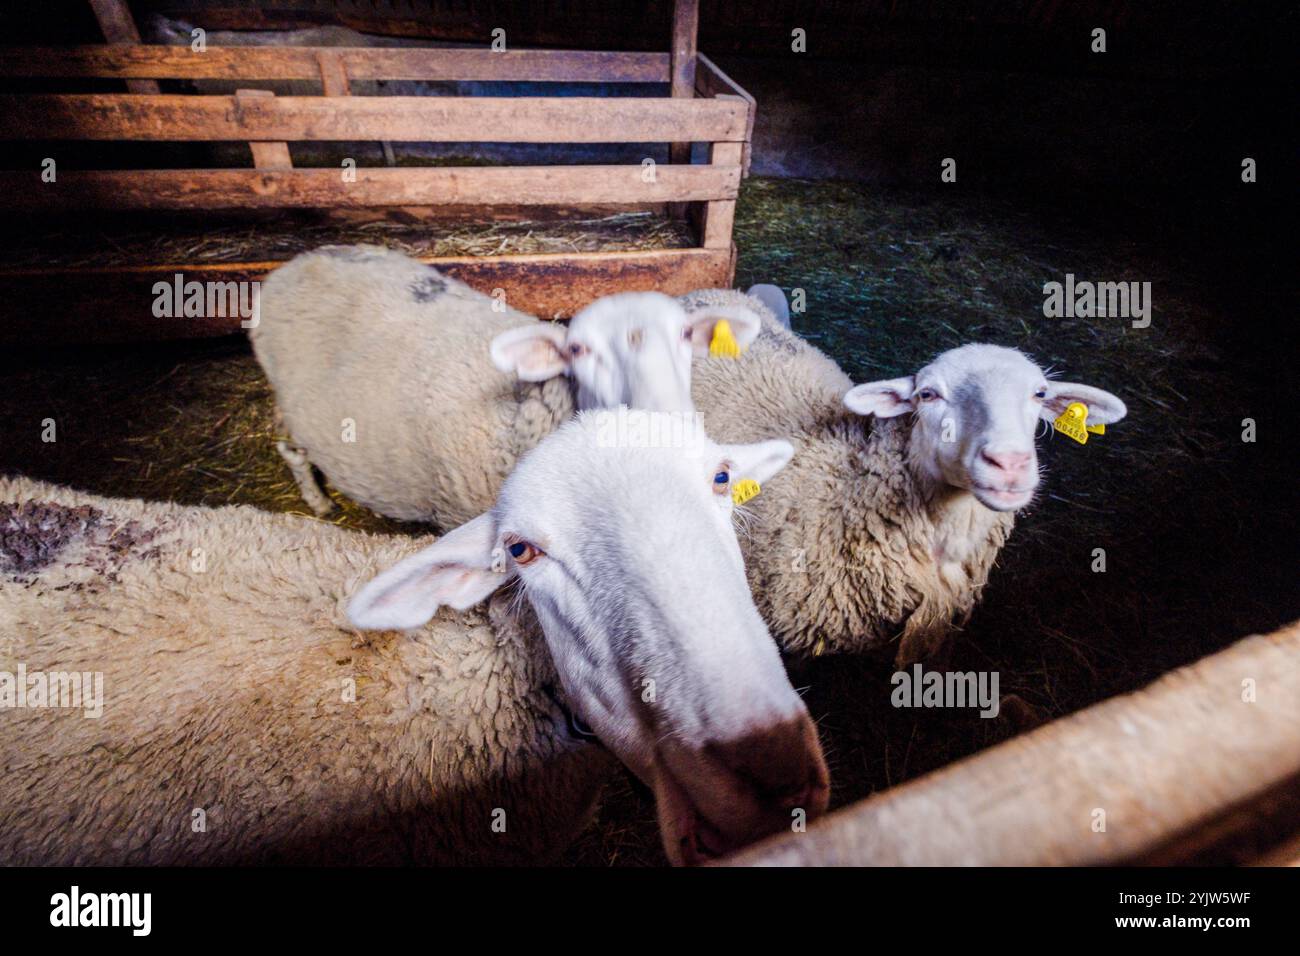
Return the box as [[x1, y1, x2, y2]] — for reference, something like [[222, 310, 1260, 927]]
[[252, 245, 761, 524], [0, 411, 825, 865], [682, 288, 1127, 664]]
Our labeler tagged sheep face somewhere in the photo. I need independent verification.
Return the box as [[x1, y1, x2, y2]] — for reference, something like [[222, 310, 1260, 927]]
[[490, 292, 762, 414], [349, 410, 828, 865], [845, 344, 1127, 512]]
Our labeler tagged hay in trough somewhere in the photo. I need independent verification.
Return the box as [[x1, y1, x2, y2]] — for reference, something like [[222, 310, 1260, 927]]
[[0, 177, 1293, 867], [4, 210, 694, 271]]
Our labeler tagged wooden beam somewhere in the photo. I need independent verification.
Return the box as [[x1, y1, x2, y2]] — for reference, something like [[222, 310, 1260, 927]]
[[698, 140, 742, 248], [0, 94, 749, 143], [0, 165, 741, 210], [0, 46, 672, 83], [86, 1, 159, 94], [0, 247, 735, 343], [722, 620, 1300, 866], [668, 0, 701, 218]]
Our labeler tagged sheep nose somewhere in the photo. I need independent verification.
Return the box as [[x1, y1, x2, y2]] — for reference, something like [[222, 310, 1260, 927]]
[[710, 711, 830, 822], [981, 448, 1032, 474]]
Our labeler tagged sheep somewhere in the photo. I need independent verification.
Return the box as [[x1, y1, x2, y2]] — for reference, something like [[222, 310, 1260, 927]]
[[252, 244, 762, 524], [682, 289, 1128, 664], [0, 410, 826, 865]]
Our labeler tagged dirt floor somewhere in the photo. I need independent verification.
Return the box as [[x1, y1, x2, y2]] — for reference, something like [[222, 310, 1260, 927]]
[[1, 177, 1295, 866]]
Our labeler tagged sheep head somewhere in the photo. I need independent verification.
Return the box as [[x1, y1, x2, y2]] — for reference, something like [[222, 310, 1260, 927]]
[[844, 344, 1127, 512], [490, 292, 762, 413]]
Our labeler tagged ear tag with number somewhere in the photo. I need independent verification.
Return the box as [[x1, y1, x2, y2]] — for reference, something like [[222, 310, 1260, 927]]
[[709, 319, 742, 359], [731, 478, 761, 505], [1052, 401, 1105, 444]]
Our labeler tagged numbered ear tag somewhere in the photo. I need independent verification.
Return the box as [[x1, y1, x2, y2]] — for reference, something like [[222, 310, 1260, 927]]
[[709, 319, 742, 359], [1052, 401, 1104, 444], [731, 478, 761, 505]]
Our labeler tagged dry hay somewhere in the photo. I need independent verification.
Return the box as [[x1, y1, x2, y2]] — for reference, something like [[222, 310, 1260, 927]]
[[3, 210, 694, 271]]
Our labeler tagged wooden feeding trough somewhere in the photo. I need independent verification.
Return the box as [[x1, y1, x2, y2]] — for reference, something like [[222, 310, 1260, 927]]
[[0, 0, 753, 342]]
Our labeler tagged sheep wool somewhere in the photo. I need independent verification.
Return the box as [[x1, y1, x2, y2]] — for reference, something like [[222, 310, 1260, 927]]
[[682, 289, 1014, 664], [252, 245, 574, 526], [0, 476, 612, 865]]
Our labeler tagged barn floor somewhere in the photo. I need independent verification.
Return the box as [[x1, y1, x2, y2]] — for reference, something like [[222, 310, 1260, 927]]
[[1, 177, 1294, 866]]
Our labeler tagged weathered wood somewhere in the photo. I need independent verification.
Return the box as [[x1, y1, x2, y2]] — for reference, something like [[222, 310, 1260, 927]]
[[86, 1, 159, 94], [0, 94, 749, 143], [0, 165, 740, 210], [723, 620, 1300, 866], [0, 247, 735, 343], [699, 141, 742, 249], [668, 0, 701, 175], [315, 50, 349, 96], [0, 45, 672, 83], [696, 54, 756, 176], [236, 89, 292, 170]]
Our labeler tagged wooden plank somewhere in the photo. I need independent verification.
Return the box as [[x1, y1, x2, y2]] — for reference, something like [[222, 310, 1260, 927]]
[[0, 94, 749, 143], [668, 0, 701, 173], [699, 141, 742, 249], [0, 165, 741, 210], [87, 1, 159, 94], [0, 247, 734, 343], [695, 54, 756, 176], [722, 620, 1300, 867], [315, 50, 349, 96], [236, 89, 292, 170], [0, 45, 672, 83]]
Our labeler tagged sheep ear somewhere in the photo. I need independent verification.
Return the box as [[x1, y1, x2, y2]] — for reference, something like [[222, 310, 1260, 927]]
[[720, 438, 795, 485], [490, 323, 570, 382], [844, 376, 915, 418], [1039, 383, 1127, 425], [348, 513, 509, 630], [685, 306, 763, 355]]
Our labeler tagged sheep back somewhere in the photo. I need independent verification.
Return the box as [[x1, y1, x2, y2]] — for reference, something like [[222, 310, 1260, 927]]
[[0, 476, 611, 864]]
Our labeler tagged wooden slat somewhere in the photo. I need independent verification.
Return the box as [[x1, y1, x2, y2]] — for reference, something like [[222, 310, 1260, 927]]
[[0, 165, 741, 210], [86, 1, 159, 94], [0, 247, 735, 342], [0, 94, 748, 143], [237, 89, 292, 170], [0, 45, 672, 83]]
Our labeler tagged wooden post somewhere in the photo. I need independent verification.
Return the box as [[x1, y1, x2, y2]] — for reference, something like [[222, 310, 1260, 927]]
[[88, 0, 159, 94], [235, 89, 292, 170], [668, 0, 700, 219], [698, 141, 741, 249]]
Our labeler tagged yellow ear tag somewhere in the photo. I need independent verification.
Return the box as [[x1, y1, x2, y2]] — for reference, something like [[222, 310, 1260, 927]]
[[1052, 401, 1105, 444], [709, 319, 742, 359], [731, 478, 761, 506]]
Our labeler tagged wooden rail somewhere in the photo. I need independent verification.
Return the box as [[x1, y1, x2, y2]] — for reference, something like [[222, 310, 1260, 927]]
[[0, 45, 673, 84], [0, 165, 740, 210], [722, 620, 1300, 867], [0, 93, 748, 143]]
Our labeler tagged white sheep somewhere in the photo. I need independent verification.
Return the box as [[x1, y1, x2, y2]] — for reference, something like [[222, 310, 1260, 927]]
[[252, 245, 762, 524], [683, 289, 1128, 664], [0, 410, 825, 865]]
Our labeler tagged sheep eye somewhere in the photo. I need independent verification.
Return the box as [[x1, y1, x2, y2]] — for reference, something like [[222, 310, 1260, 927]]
[[568, 343, 587, 358], [1033, 386, 1048, 400], [681, 327, 694, 342], [916, 388, 939, 402], [506, 539, 544, 565], [627, 328, 644, 349], [712, 469, 731, 495]]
